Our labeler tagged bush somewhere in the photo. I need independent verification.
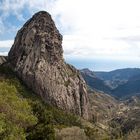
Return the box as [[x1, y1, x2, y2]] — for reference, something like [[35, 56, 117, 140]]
[[0, 81, 37, 140], [0, 65, 85, 140]]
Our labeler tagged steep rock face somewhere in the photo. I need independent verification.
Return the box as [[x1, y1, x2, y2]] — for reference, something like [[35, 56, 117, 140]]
[[8, 11, 88, 119], [0, 56, 7, 65]]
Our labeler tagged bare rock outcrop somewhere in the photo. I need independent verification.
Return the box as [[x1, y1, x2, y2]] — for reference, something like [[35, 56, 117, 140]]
[[8, 11, 89, 119], [0, 56, 7, 65]]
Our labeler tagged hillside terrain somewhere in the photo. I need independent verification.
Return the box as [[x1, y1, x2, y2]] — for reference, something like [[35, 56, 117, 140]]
[[81, 69, 111, 93], [0, 64, 118, 140], [1, 63, 140, 139], [95, 68, 140, 89], [112, 75, 140, 98], [81, 68, 140, 139], [81, 68, 140, 99]]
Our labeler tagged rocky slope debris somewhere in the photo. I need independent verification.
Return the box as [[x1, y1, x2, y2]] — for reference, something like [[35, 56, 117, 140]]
[[0, 56, 7, 65], [8, 11, 89, 119]]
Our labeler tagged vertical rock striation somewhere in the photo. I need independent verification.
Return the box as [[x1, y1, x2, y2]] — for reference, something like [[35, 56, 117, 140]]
[[8, 11, 89, 119], [0, 56, 7, 65]]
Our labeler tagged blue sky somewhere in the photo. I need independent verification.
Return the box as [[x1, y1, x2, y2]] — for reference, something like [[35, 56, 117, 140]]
[[0, 0, 140, 71]]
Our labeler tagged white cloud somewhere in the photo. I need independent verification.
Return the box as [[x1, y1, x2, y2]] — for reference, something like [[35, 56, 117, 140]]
[[49, 0, 140, 61], [0, 18, 5, 34], [0, 0, 55, 36], [0, 52, 9, 56], [1, 0, 140, 62], [0, 40, 13, 56], [0, 40, 14, 48], [0, 0, 27, 20], [63, 34, 140, 61], [28, 0, 55, 12]]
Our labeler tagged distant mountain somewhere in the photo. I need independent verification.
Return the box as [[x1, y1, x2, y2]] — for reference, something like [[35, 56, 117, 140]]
[[81, 68, 140, 99], [95, 68, 140, 89], [80, 69, 111, 93], [112, 74, 140, 98]]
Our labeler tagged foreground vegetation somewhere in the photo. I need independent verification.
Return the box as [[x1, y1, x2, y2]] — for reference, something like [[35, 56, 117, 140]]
[[0, 65, 109, 140], [0, 65, 85, 139], [0, 65, 140, 140]]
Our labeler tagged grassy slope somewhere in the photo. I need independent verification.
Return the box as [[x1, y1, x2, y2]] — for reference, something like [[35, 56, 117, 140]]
[[0, 65, 111, 140], [1, 64, 139, 139]]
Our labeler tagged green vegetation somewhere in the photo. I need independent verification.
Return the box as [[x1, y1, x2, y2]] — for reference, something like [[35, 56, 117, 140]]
[[1, 65, 139, 140], [84, 127, 99, 139], [0, 66, 82, 140], [0, 81, 37, 139]]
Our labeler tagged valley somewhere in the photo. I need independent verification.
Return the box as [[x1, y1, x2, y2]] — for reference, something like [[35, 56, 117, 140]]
[[81, 68, 140, 139], [81, 68, 140, 99]]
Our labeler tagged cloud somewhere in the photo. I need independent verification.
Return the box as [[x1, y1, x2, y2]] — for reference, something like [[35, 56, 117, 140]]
[[0, 40, 13, 55], [0, 0, 56, 38], [50, 0, 140, 61], [0, 52, 9, 56], [1, 0, 140, 63], [0, 18, 5, 34], [0, 0, 27, 39], [118, 35, 140, 42], [63, 34, 140, 61], [0, 0, 27, 20], [0, 40, 14, 48]]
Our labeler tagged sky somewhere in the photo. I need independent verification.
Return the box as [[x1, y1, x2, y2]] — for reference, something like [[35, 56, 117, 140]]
[[0, 0, 140, 71]]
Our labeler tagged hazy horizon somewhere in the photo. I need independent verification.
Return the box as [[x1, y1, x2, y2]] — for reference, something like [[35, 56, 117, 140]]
[[66, 57, 140, 72]]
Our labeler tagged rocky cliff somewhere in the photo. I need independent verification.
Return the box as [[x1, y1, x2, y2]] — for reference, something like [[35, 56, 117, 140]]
[[0, 56, 7, 65], [8, 11, 89, 119]]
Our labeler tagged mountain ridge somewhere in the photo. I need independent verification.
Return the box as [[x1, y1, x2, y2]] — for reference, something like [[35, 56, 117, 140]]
[[81, 68, 111, 94], [81, 68, 140, 99]]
